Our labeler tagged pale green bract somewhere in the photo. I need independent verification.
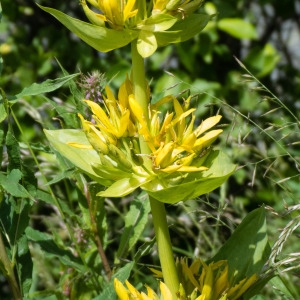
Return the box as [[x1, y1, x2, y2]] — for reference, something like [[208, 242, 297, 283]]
[[44, 129, 235, 203]]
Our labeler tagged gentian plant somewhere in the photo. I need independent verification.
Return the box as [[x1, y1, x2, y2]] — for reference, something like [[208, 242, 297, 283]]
[[38, 1, 271, 299]]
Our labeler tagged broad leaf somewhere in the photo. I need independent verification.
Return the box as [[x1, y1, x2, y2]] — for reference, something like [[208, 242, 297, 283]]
[[38, 5, 138, 53], [211, 207, 270, 284], [155, 14, 211, 46], [44, 129, 111, 186], [137, 30, 158, 58], [98, 175, 150, 198], [218, 18, 258, 40]]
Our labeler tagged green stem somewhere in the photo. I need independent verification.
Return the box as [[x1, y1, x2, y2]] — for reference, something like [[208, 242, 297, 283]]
[[131, 40, 152, 170], [131, 40, 149, 118], [0, 231, 22, 299], [131, 40, 179, 296], [150, 197, 179, 298]]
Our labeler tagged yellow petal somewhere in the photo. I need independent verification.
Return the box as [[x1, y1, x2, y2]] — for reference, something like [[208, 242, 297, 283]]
[[159, 282, 173, 300], [67, 142, 93, 149], [154, 141, 175, 168], [193, 129, 223, 153], [125, 280, 142, 299], [177, 165, 208, 172], [114, 278, 130, 300], [194, 115, 222, 137]]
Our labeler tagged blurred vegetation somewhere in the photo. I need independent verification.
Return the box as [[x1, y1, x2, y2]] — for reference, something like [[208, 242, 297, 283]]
[[0, 0, 300, 299]]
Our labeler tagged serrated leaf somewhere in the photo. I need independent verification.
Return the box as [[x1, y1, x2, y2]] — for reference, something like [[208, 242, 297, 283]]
[[117, 192, 150, 258], [211, 207, 270, 284], [218, 18, 258, 40], [38, 5, 138, 53], [25, 227, 86, 272], [12, 73, 80, 101]]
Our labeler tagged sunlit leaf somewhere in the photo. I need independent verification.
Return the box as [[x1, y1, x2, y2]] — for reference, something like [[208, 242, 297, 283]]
[[44, 129, 111, 186], [218, 18, 258, 40], [12, 74, 80, 102], [38, 5, 138, 53], [137, 30, 158, 58], [211, 207, 270, 284], [98, 176, 150, 198], [155, 14, 211, 46], [145, 150, 236, 203]]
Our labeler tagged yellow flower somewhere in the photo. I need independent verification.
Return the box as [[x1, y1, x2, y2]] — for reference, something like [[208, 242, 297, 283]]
[[81, 0, 138, 30], [114, 278, 174, 300], [129, 94, 223, 174], [121, 259, 257, 300], [63, 76, 234, 200], [152, 0, 204, 18]]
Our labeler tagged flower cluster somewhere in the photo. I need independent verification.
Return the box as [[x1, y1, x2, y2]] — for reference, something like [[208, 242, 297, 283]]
[[39, 0, 211, 57], [63, 76, 234, 202], [114, 259, 257, 300]]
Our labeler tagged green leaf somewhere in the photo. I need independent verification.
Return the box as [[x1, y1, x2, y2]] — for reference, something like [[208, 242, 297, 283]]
[[244, 43, 280, 78], [38, 5, 138, 53], [17, 234, 33, 296], [117, 192, 150, 258], [98, 175, 150, 198], [12, 73, 80, 101], [137, 30, 158, 58], [94, 261, 135, 300], [145, 150, 236, 203], [142, 13, 177, 32], [0, 169, 31, 198], [0, 100, 6, 123], [211, 207, 270, 284], [6, 127, 21, 171], [44, 129, 111, 186], [217, 18, 258, 40], [155, 14, 211, 46], [25, 227, 86, 272]]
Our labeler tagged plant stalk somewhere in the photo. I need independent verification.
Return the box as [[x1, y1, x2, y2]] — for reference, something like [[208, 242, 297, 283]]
[[149, 196, 180, 298], [0, 231, 22, 299], [131, 40, 179, 296]]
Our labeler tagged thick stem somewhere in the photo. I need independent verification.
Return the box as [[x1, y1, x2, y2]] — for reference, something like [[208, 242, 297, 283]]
[[150, 197, 179, 298], [131, 40, 152, 170], [131, 40, 179, 295], [131, 40, 149, 118]]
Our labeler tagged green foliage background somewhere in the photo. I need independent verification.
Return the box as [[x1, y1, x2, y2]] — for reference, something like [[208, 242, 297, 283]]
[[0, 0, 300, 299]]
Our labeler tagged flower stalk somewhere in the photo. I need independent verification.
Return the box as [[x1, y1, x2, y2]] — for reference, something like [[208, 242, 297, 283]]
[[150, 196, 180, 298], [131, 39, 179, 297]]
